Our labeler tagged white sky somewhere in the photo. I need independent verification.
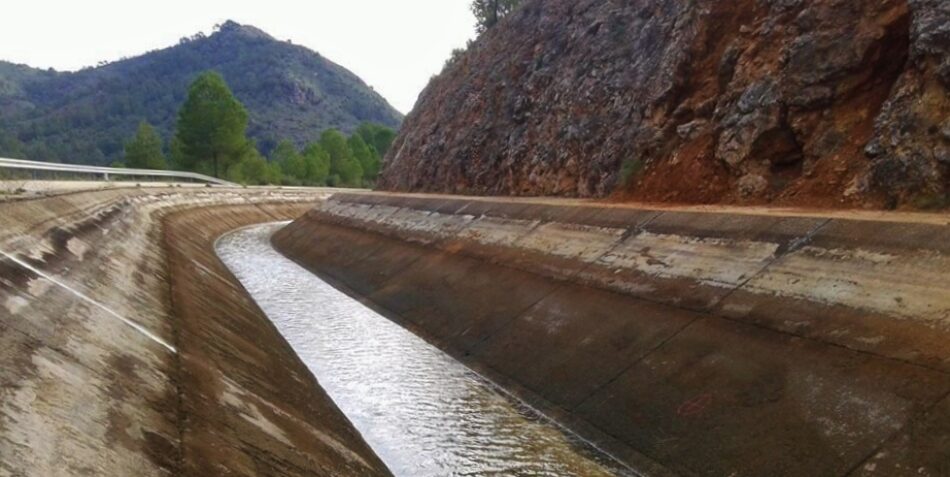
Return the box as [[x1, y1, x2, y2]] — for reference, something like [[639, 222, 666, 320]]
[[0, 0, 479, 113]]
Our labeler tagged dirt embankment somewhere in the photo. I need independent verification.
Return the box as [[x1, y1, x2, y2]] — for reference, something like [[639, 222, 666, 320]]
[[0, 187, 390, 477], [380, 0, 949, 209], [274, 192, 950, 477]]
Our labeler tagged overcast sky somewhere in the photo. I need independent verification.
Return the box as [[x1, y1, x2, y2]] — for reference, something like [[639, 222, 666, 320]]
[[0, 0, 478, 113]]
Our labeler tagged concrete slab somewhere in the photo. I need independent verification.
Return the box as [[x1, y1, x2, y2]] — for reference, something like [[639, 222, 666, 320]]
[[455, 200, 536, 219], [474, 285, 701, 409], [577, 214, 823, 311], [849, 394, 950, 477], [719, 219, 950, 370], [585, 207, 662, 230], [1, 189, 387, 477], [367, 248, 560, 354], [325, 231, 431, 299], [576, 317, 950, 477], [273, 221, 391, 285]]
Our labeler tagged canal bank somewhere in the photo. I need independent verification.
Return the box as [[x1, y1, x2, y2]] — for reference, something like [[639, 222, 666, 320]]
[[272, 192, 950, 477], [0, 187, 390, 476]]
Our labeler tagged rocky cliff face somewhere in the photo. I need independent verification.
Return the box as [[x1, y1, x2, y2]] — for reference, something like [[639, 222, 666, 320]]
[[380, 0, 949, 208]]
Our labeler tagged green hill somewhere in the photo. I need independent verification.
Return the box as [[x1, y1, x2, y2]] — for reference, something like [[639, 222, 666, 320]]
[[0, 21, 402, 165]]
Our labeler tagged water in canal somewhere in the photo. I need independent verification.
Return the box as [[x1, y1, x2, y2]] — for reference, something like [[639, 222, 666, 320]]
[[217, 223, 633, 477]]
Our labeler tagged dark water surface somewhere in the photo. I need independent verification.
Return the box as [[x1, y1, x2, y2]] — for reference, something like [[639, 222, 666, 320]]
[[217, 223, 633, 477]]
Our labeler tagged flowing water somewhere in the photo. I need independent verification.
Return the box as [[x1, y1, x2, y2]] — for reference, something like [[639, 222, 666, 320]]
[[217, 223, 634, 477]]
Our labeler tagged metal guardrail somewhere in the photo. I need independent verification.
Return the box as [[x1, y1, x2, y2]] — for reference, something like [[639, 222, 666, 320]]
[[0, 157, 238, 186]]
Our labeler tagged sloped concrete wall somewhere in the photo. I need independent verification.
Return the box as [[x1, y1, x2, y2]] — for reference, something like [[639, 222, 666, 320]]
[[0, 188, 390, 477], [273, 192, 950, 477]]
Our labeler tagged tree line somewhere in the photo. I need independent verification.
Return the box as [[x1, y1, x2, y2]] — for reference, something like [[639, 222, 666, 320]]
[[123, 0, 519, 184], [444, 1, 522, 70], [120, 71, 396, 187], [471, 0, 522, 33]]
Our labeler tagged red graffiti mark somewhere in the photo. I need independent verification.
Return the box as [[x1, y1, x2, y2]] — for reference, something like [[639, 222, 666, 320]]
[[677, 393, 713, 417]]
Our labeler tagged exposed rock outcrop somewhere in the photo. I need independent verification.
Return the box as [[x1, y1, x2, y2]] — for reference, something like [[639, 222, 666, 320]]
[[380, 0, 949, 208]]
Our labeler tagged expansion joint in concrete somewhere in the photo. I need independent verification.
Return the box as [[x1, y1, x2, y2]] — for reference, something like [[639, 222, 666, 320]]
[[461, 210, 657, 355], [469, 211, 679, 412], [708, 217, 833, 311], [844, 387, 950, 477], [570, 315, 706, 413]]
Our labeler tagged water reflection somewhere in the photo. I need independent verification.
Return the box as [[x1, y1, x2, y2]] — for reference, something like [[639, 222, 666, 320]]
[[217, 223, 632, 477]]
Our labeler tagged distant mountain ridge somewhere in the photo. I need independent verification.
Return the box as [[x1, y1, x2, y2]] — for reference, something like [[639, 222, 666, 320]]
[[0, 20, 403, 165]]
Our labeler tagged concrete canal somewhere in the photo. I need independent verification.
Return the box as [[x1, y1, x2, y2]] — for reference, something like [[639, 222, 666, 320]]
[[216, 223, 633, 477]]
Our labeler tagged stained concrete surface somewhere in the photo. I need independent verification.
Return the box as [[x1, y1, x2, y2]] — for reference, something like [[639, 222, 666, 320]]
[[0, 187, 390, 477], [273, 192, 950, 477], [165, 205, 390, 476]]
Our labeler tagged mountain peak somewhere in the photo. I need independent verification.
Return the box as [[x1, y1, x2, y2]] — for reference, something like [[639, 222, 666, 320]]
[[0, 21, 402, 165], [215, 20, 273, 40]]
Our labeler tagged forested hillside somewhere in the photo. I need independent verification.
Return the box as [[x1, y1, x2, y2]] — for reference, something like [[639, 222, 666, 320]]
[[0, 21, 402, 165]]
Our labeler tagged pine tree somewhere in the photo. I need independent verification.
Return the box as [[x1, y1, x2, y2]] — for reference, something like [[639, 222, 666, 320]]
[[320, 129, 362, 187], [0, 131, 26, 159], [124, 121, 167, 169], [348, 134, 379, 183], [228, 151, 267, 185], [272, 140, 307, 183], [303, 143, 331, 185], [173, 71, 249, 177], [228, 146, 283, 185], [356, 122, 397, 157], [471, 0, 522, 33]]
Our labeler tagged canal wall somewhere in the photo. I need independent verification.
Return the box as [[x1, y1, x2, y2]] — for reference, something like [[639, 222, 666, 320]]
[[0, 188, 391, 477], [273, 192, 950, 477]]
